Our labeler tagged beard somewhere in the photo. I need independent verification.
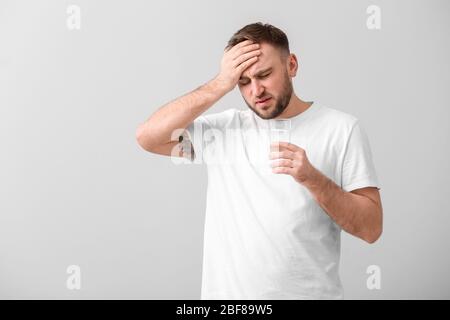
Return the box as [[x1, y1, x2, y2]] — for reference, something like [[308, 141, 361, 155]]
[[243, 70, 293, 120]]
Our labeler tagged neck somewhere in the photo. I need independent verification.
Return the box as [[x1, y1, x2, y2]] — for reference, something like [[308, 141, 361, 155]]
[[274, 94, 313, 119]]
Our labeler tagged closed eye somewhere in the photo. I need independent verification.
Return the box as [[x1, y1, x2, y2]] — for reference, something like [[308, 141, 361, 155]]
[[239, 73, 271, 85]]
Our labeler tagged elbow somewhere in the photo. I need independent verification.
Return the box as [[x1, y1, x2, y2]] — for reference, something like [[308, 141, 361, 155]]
[[135, 124, 154, 152], [364, 222, 383, 244], [364, 207, 383, 244], [364, 230, 382, 244]]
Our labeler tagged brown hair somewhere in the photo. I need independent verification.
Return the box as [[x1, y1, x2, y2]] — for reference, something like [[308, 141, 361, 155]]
[[225, 22, 290, 59]]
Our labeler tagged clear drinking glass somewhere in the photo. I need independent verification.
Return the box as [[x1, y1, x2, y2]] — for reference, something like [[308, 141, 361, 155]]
[[267, 118, 291, 173], [269, 118, 291, 150]]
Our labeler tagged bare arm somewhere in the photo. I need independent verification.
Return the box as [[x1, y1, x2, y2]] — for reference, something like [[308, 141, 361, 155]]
[[136, 40, 261, 153], [135, 78, 228, 152], [270, 141, 383, 244], [303, 167, 383, 244]]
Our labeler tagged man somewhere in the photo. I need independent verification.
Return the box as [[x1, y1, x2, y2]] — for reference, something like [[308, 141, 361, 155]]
[[136, 22, 383, 299]]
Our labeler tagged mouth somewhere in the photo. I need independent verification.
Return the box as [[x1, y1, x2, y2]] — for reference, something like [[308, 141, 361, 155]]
[[256, 97, 272, 105]]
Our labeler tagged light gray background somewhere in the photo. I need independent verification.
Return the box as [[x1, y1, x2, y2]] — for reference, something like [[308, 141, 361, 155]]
[[1, 0, 449, 299]]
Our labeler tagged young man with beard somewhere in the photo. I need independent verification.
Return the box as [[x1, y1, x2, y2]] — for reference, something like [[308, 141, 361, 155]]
[[136, 22, 383, 299]]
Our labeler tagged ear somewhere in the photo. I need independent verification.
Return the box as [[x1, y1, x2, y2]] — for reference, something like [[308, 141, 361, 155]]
[[286, 54, 298, 77]]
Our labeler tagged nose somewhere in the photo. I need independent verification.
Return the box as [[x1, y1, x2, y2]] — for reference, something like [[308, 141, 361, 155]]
[[251, 80, 265, 99]]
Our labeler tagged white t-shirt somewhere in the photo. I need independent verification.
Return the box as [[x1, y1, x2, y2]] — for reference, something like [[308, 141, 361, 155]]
[[184, 101, 380, 299]]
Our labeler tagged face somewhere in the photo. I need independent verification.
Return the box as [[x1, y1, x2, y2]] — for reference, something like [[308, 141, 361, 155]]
[[238, 42, 296, 120]]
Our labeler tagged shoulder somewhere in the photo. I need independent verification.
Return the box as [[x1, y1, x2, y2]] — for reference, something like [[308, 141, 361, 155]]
[[314, 103, 361, 135], [318, 104, 358, 125], [199, 108, 240, 128], [201, 108, 237, 120]]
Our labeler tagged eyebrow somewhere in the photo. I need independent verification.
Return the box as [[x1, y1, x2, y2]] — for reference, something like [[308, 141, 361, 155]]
[[239, 67, 273, 81]]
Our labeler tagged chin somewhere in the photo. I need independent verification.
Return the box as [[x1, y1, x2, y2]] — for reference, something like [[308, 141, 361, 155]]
[[256, 110, 275, 120], [247, 102, 277, 119]]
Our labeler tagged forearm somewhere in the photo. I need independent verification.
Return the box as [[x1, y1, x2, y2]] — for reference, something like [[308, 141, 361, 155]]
[[136, 77, 229, 150], [302, 167, 382, 243]]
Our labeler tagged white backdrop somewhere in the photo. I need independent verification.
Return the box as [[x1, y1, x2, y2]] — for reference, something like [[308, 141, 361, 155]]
[[1, 0, 449, 299]]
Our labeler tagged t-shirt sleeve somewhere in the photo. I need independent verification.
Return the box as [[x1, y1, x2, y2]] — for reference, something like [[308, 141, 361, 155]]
[[182, 115, 211, 162], [341, 120, 380, 192], [181, 109, 234, 163]]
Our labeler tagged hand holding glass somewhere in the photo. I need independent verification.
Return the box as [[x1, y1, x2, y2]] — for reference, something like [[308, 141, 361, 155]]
[[269, 119, 291, 149], [268, 119, 291, 172]]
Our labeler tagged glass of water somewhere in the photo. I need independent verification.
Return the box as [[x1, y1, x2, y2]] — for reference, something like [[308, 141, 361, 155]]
[[269, 118, 291, 151], [267, 119, 291, 173]]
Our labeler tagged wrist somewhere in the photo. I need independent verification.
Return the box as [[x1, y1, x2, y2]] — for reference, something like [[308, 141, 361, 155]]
[[303, 167, 339, 204], [303, 167, 329, 198], [211, 76, 232, 95]]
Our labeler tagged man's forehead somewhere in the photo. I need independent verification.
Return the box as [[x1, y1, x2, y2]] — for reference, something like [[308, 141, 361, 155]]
[[240, 64, 273, 79], [239, 44, 281, 79]]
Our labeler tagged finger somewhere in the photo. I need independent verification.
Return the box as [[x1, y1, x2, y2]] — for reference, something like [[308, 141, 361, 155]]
[[269, 150, 295, 160], [237, 56, 258, 72], [270, 158, 293, 168], [272, 166, 294, 175], [232, 43, 260, 61], [234, 39, 256, 50], [227, 39, 255, 54], [233, 49, 261, 68], [270, 141, 299, 153]]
